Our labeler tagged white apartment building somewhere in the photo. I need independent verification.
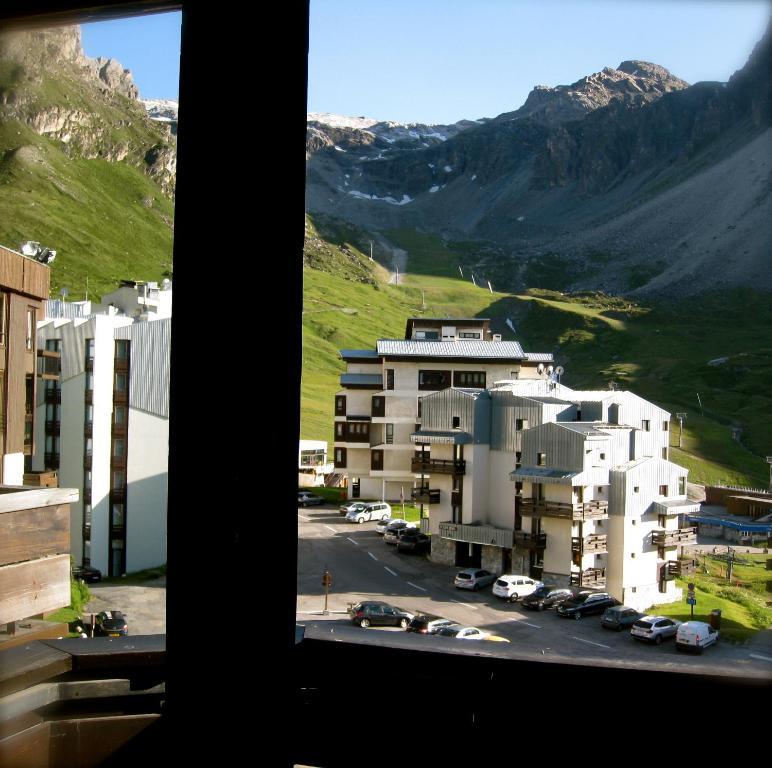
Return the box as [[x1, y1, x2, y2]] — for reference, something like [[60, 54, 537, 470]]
[[34, 310, 170, 577], [97, 279, 172, 320], [415, 379, 698, 612], [334, 318, 553, 502], [298, 439, 334, 487]]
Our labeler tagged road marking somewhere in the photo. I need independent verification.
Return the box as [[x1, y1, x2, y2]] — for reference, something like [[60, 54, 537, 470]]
[[407, 581, 427, 592], [450, 598, 477, 610], [324, 525, 337, 534], [346, 537, 359, 546], [749, 653, 772, 662], [384, 567, 398, 576], [510, 619, 542, 629], [571, 636, 611, 650], [368, 552, 378, 561], [297, 514, 311, 521]]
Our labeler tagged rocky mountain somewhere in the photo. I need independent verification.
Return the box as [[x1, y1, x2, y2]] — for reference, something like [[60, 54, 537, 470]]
[[142, 98, 178, 137], [306, 22, 772, 297]]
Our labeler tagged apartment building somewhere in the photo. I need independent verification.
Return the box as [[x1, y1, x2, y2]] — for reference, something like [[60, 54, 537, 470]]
[[416, 379, 698, 612], [334, 318, 553, 502], [34, 310, 170, 577]]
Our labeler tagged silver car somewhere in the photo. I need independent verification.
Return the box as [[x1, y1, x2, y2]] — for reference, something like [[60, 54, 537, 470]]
[[454, 568, 497, 591], [345, 501, 392, 524], [630, 615, 682, 645]]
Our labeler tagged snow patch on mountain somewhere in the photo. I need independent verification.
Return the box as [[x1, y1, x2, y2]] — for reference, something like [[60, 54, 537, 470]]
[[307, 112, 380, 130]]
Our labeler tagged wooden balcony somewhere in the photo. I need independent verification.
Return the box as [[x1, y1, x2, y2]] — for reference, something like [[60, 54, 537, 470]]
[[663, 558, 698, 580], [22, 470, 58, 488], [439, 521, 513, 548], [411, 488, 440, 504], [44, 388, 61, 404], [652, 527, 697, 548], [519, 498, 608, 521], [513, 531, 547, 550], [571, 534, 608, 556], [410, 458, 465, 476], [45, 419, 60, 434], [570, 568, 606, 588]]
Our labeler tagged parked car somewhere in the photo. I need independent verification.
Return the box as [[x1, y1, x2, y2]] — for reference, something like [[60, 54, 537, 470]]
[[375, 517, 393, 534], [521, 586, 574, 611], [434, 625, 510, 643], [601, 606, 644, 631], [396, 530, 430, 554], [345, 501, 392, 524], [406, 614, 456, 634], [339, 501, 370, 517], [556, 592, 618, 620], [72, 564, 102, 583], [94, 610, 128, 637], [298, 491, 325, 507], [492, 575, 543, 602], [631, 615, 681, 645], [454, 569, 497, 591], [347, 601, 414, 628], [675, 620, 720, 653], [383, 519, 416, 544]]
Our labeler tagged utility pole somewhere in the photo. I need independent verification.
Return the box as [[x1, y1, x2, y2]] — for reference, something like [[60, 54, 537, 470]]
[[676, 413, 686, 449], [369, 241, 373, 261], [766, 457, 772, 492]]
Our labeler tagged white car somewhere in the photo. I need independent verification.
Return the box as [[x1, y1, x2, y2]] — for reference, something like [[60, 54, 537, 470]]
[[345, 501, 392, 524], [630, 615, 681, 645], [435, 625, 510, 643], [492, 575, 543, 602]]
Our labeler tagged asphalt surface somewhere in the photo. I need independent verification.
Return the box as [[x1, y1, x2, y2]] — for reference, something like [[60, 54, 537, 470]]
[[297, 505, 772, 680], [83, 576, 166, 635]]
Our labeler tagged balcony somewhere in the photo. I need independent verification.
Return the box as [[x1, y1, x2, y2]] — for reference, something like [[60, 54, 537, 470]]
[[45, 419, 60, 434], [570, 568, 606, 588], [519, 498, 608, 521], [44, 388, 61, 404], [663, 558, 698, 580], [439, 521, 513, 548], [37, 350, 61, 380], [651, 527, 697, 548], [23, 470, 58, 488], [571, 534, 608, 556], [513, 531, 547, 550], [410, 458, 466, 475], [411, 488, 440, 504]]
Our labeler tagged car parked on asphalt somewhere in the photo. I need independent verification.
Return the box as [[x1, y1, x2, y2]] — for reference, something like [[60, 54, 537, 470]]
[[406, 614, 456, 634], [298, 491, 325, 507], [521, 586, 574, 611], [492, 575, 543, 602], [631, 615, 682, 645], [601, 606, 644, 631], [556, 592, 618, 620], [339, 500, 371, 516], [396, 530, 431, 554], [72, 564, 102, 583], [375, 517, 393, 534], [434, 625, 510, 643], [675, 620, 719, 653], [454, 569, 497, 591], [383, 519, 416, 543], [94, 610, 128, 637], [345, 502, 392, 524], [347, 601, 414, 628]]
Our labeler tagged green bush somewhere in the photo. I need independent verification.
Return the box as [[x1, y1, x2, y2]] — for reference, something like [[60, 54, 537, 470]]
[[70, 578, 91, 614]]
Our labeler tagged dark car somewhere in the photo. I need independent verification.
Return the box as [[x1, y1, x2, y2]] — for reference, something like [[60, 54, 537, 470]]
[[521, 585, 574, 611], [601, 606, 644, 631], [396, 530, 430, 554], [347, 601, 414, 629], [94, 610, 128, 637], [556, 592, 618, 620], [383, 520, 414, 544], [406, 614, 456, 634], [298, 491, 325, 507], [72, 564, 102, 583]]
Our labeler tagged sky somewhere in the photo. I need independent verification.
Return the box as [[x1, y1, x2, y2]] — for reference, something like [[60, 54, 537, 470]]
[[308, 0, 772, 124], [80, 11, 182, 101]]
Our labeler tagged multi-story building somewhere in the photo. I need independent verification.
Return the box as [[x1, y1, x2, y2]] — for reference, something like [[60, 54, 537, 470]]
[[34, 308, 170, 577], [334, 318, 553, 502], [416, 379, 698, 612]]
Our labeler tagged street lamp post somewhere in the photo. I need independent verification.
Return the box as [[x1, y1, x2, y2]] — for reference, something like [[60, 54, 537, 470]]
[[676, 413, 686, 450]]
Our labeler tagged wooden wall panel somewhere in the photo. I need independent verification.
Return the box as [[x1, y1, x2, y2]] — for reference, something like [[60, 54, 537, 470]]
[[22, 262, 50, 301], [0, 554, 70, 625], [0, 720, 50, 768], [0, 247, 24, 293], [0, 505, 70, 566], [6, 293, 28, 454]]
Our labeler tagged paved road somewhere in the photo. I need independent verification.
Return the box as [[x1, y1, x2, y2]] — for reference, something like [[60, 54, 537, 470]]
[[297, 506, 772, 680], [83, 577, 166, 635]]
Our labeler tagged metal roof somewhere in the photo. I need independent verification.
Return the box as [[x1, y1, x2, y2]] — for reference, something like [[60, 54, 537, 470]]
[[654, 500, 701, 515], [339, 373, 383, 386], [523, 353, 554, 362], [526, 396, 574, 405], [377, 339, 525, 358], [411, 430, 473, 445], [509, 466, 579, 484], [556, 423, 615, 437], [339, 349, 380, 358]]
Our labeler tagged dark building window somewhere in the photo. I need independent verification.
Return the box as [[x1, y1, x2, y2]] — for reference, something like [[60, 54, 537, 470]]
[[335, 395, 346, 416], [418, 369, 451, 390], [453, 371, 485, 388], [386, 369, 394, 390], [452, 416, 460, 428]]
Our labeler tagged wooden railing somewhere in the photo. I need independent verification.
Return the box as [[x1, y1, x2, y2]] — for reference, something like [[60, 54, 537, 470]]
[[664, 558, 698, 579], [571, 534, 608, 555], [652, 527, 697, 547], [519, 498, 608, 521], [411, 488, 440, 504], [513, 531, 547, 550], [410, 458, 466, 475], [439, 521, 513, 548], [570, 568, 606, 588]]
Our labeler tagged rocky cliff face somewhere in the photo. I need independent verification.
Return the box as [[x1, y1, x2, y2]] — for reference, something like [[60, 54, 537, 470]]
[[0, 25, 175, 197]]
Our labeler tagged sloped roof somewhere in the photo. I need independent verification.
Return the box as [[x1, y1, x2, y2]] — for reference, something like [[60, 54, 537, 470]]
[[377, 339, 526, 358]]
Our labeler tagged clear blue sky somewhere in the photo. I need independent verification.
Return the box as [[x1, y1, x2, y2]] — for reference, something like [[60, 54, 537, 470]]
[[308, 0, 772, 124], [80, 11, 182, 101]]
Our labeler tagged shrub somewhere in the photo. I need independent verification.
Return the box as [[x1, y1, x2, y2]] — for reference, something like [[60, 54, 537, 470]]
[[70, 578, 91, 614]]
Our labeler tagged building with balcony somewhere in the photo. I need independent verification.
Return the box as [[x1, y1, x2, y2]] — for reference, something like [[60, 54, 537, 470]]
[[333, 317, 553, 502], [34, 310, 170, 577], [414, 377, 696, 612]]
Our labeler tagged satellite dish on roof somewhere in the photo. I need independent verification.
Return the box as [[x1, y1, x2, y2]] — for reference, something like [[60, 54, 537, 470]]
[[537, 363, 544, 374], [547, 365, 554, 375], [556, 366, 564, 376]]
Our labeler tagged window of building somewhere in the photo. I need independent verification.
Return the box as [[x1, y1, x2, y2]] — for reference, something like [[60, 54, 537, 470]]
[[26, 307, 36, 350], [515, 418, 528, 431], [113, 438, 126, 457], [516, 451, 522, 468], [85, 372, 94, 391], [85, 338, 95, 360], [634, 486, 639, 493], [599, 452, 606, 461], [335, 422, 344, 439], [458, 332, 482, 339], [84, 470, 92, 490], [85, 404, 94, 424], [679, 477, 686, 495], [537, 452, 546, 466], [631, 553, 636, 558], [453, 370, 485, 388], [417, 398, 422, 418], [662, 447, 668, 459], [85, 438, 93, 456], [335, 448, 347, 467], [386, 369, 394, 390], [113, 470, 126, 489], [418, 369, 451, 390], [385, 423, 394, 444], [84, 504, 92, 530], [659, 485, 668, 497], [115, 339, 128, 360], [114, 405, 127, 425], [112, 504, 125, 529], [663, 421, 669, 432], [632, 519, 637, 526], [115, 372, 127, 392], [452, 416, 460, 429], [45, 339, 60, 352], [335, 395, 346, 416], [642, 420, 651, 431]]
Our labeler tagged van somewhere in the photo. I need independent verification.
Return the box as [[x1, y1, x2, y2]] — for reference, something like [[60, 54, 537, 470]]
[[345, 501, 392, 523], [675, 621, 719, 653]]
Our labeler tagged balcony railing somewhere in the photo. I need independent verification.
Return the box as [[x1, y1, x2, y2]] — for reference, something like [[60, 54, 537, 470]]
[[439, 521, 513, 548], [571, 534, 608, 555], [44, 388, 61, 404], [411, 488, 440, 504], [652, 527, 697, 548], [513, 531, 547, 550], [45, 420, 60, 433], [663, 558, 698, 580], [519, 498, 608, 521], [570, 568, 606, 588], [410, 458, 466, 475]]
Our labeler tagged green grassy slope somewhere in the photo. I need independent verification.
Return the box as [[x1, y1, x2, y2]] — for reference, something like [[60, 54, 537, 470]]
[[303, 218, 771, 488]]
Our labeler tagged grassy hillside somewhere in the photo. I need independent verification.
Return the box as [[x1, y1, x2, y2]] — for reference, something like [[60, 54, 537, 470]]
[[303, 217, 771, 488]]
